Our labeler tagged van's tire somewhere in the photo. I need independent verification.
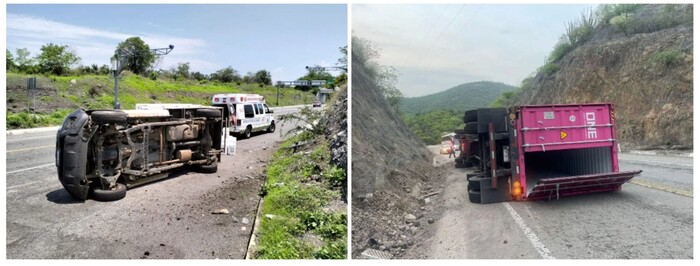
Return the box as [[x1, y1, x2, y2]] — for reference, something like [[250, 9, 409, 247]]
[[464, 110, 478, 123], [91, 110, 127, 124], [465, 122, 479, 134], [196, 108, 221, 118], [267, 122, 276, 133], [468, 189, 482, 203], [91, 183, 127, 202], [243, 126, 252, 139], [197, 162, 218, 173]]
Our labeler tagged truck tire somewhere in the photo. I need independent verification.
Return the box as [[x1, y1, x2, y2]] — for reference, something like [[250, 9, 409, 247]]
[[465, 122, 478, 134], [197, 162, 218, 173], [196, 108, 221, 118], [468, 175, 489, 191], [464, 110, 478, 123], [267, 121, 276, 133], [91, 110, 127, 124], [468, 189, 481, 203], [454, 129, 465, 135], [91, 183, 127, 202], [464, 134, 479, 141]]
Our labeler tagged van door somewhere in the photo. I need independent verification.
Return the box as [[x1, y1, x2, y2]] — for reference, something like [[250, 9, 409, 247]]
[[243, 104, 255, 130]]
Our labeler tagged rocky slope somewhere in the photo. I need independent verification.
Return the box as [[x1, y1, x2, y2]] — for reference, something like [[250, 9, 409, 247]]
[[515, 4, 693, 150], [351, 53, 444, 258]]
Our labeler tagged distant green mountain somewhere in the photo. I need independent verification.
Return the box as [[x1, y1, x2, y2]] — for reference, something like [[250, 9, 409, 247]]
[[399, 81, 517, 115]]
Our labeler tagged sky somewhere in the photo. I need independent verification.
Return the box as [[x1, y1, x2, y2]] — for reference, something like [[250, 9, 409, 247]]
[[6, 4, 347, 83], [353, 4, 596, 97]]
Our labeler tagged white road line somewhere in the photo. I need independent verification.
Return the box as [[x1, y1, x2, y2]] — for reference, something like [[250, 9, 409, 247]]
[[7, 180, 42, 190], [7, 134, 55, 142], [7, 163, 54, 175], [619, 158, 692, 168], [503, 202, 555, 259]]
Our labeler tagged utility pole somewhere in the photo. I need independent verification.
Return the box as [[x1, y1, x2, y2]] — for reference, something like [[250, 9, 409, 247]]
[[110, 44, 174, 109]]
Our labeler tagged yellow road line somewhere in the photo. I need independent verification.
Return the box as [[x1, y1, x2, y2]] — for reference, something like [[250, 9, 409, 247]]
[[629, 179, 693, 198], [7, 145, 54, 153]]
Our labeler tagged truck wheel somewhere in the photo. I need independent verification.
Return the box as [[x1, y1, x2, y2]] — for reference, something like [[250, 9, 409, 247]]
[[465, 122, 478, 134], [267, 121, 276, 133], [464, 110, 478, 123], [91, 110, 127, 124], [464, 134, 479, 141], [468, 189, 481, 203], [243, 126, 252, 139], [197, 162, 218, 173], [91, 183, 127, 202], [468, 175, 489, 191], [454, 129, 465, 135], [196, 108, 221, 118]]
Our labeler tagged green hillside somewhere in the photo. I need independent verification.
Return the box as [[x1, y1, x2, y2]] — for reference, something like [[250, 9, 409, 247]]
[[6, 72, 317, 129], [399, 81, 517, 115], [402, 109, 463, 145]]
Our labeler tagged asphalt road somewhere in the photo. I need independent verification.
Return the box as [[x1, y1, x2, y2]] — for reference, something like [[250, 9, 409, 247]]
[[6, 108, 304, 259], [414, 152, 693, 259]]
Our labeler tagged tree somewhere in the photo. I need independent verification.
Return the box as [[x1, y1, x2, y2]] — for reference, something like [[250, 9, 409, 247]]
[[296, 65, 334, 91], [253, 69, 272, 85], [36, 43, 80, 75], [98, 64, 110, 75], [337, 45, 348, 72], [175, 62, 191, 79], [114, 37, 156, 75], [211, 66, 240, 83], [15, 48, 35, 73], [6, 49, 16, 71], [243, 71, 255, 83], [192, 71, 207, 81]]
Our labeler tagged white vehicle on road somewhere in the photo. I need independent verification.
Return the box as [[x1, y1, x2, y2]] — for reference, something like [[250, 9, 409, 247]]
[[211, 94, 275, 139]]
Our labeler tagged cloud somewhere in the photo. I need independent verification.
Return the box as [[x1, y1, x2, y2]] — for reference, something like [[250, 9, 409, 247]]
[[6, 13, 208, 69]]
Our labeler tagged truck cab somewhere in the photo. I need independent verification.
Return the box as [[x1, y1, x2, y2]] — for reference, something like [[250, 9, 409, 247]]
[[211, 94, 275, 139]]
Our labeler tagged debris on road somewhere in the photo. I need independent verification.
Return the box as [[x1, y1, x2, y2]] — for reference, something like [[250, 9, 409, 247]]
[[212, 209, 229, 215]]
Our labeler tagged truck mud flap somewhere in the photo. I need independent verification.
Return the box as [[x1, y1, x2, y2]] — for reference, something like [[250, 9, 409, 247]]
[[526, 170, 642, 201]]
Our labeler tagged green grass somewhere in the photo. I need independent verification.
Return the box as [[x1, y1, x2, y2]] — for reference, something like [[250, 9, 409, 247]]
[[6, 72, 317, 129], [7, 109, 73, 129], [255, 132, 347, 259], [539, 63, 560, 76]]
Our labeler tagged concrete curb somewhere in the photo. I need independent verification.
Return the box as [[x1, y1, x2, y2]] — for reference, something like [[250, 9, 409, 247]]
[[626, 150, 694, 158], [6, 126, 60, 136]]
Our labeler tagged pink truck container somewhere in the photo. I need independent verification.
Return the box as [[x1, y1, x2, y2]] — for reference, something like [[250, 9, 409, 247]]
[[463, 103, 642, 203]]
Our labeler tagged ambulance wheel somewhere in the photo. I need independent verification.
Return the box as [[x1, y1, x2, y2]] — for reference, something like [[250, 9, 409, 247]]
[[267, 122, 276, 133], [243, 126, 252, 139], [468, 189, 481, 203]]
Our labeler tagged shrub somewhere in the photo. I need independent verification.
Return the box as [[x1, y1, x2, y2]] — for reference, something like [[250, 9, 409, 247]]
[[548, 37, 573, 63], [651, 49, 684, 67], [539, 63, 559, 76]]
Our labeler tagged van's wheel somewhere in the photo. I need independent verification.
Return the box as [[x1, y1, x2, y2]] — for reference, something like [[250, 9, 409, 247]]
[[91, 110, 127, 124], [196, 108, 221, 118], [91, 183, 127, 202], [468, 189, 481, 203], [243, 126, 252, 139], [267, 122, 276, 133], [197, 162, 218, 173]]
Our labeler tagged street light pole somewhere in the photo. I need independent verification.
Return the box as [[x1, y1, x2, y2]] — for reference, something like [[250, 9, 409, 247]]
[[111, 57, 121, 109]]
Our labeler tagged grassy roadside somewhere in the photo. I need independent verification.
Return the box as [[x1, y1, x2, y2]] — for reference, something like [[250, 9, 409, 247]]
[[254, 131, 347, 259], [6, 72, 316, 129]]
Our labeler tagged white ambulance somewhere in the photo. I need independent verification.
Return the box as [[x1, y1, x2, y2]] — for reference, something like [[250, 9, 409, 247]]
[[211, 93, 275, 139]]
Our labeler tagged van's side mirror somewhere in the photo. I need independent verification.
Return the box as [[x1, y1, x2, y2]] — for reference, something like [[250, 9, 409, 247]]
[[267, 110, 274, 114]]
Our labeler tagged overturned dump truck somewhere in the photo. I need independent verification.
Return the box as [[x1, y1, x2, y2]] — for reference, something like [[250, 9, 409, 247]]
[[462, 103, 642, 203], [56, 104, 224, 201]]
